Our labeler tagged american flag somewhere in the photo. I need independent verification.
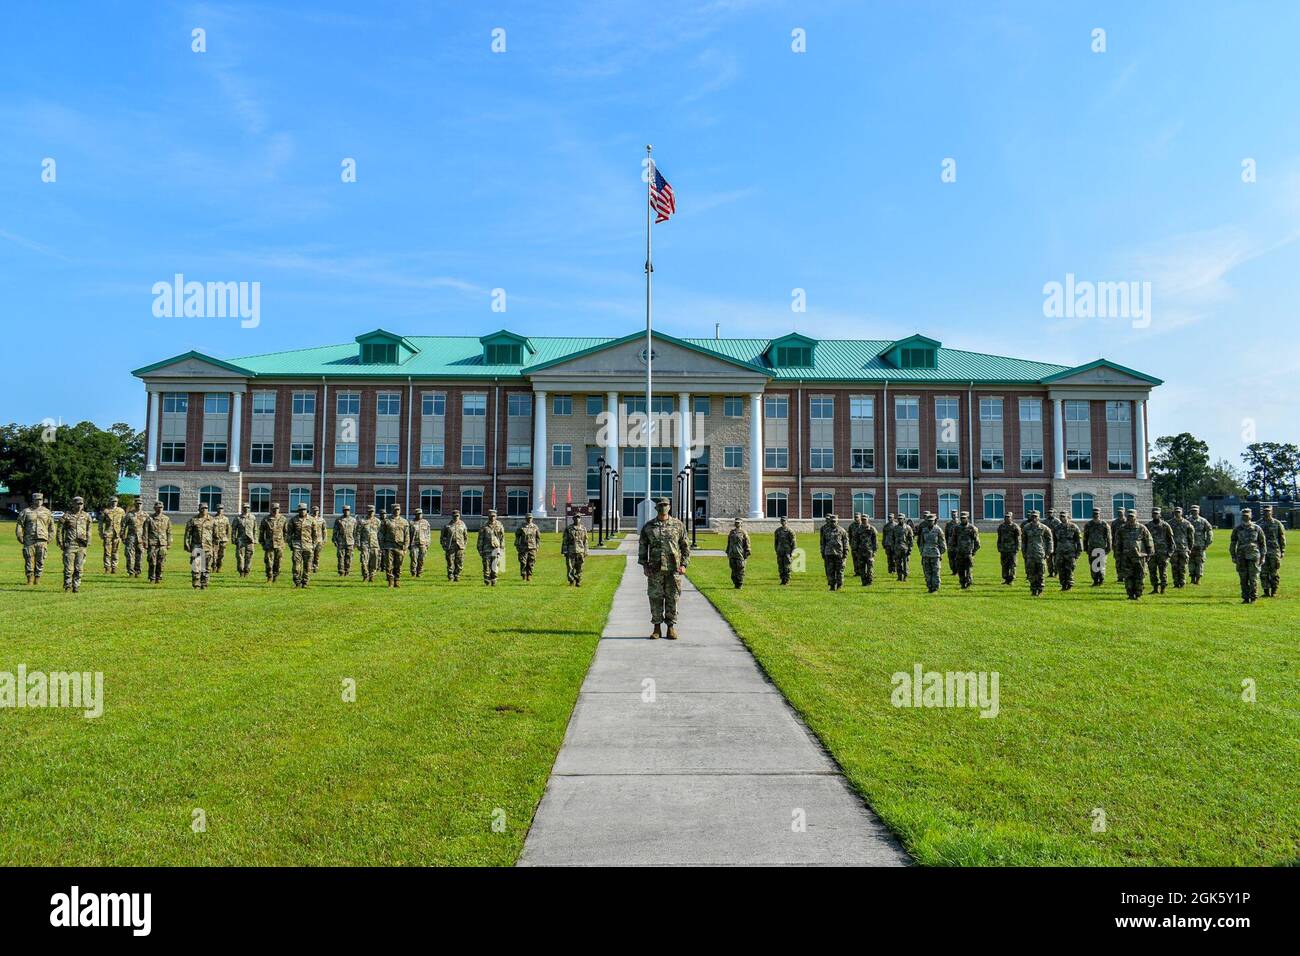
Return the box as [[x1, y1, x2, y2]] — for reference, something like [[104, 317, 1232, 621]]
[[650, 166, 676, 223]]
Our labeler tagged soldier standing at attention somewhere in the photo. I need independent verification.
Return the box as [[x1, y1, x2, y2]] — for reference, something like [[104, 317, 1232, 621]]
[[894, 514, 914, 582], [514, 514, 541, 581], [143, 500, 172, 584], [477, 508, 506, 586], [1145, 507, 1174, 594], [1054, 511, 1083, 591], [259, 502, 288, 583], [638, 497, 690, 639], [441, 509, 468, 581], [56, 496, 94, 592], [726, 517, 751, 588], [1043, 511, 1062, 578], [996, 510, 1021, 585], [950, 511, 980, 589], [332, 505, 357, 576], [183, 502, 217, 589], [917, 512, 947, 593], [380, 504, 410, 588], [847, 514, 864, 581], [1187, 504, 1214, 585], [561, 512, 588, 586], [1082, 507, 1112, 586], [212, 504, 231, 573], [1110, 508, 1129, 586], [1021, 511, 1053, 597], [943, 513, 960, 578], [1117, 511, 1155, 600], [819, 513, 849, 591], [408, 508, 432, 578], [98, 495, 126, 573], [1258, 504, 1286, 597], [355, 504, 381, 582], [122, 498, 146, 578], [1229, 508, 1267, 603], [1167, 506, 1196, 589], [856, 513, 879, 585], [309, 505, 326, 574], [232, 502, 258, 578], [774, 516, 797, 585], [16, 492, 55, 585], [285, 503, 316, 588], [882, 513, 898, 575]]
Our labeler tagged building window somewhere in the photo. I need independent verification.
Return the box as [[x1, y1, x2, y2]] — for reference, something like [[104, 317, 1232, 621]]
[[812, 491, 833, 518], [981, 449, 1004, 471], [896, 447, 919, 470], [810, 396, 833, 420], [851, 448, 874, 470], [421, 443, 445, 468], [508, 445, 531, 468], [506, 489, 529, 516], [203, 393, 229, 414], [334, 443, 357, 467], [375, 443, 399, 467], [852, 491, 875, 517], [775, 344, 812, 367], [252, 392, 276, 415], [724, 446, 743, 469], [983, 493, 1005, 521], [160, 441, 185, 464], [723, 396, 744, 418], [463, 394, 487, 417], [361, 342, 398, 364], [810, 447, 834, 470], [979, 397, 1002, 422], [376, 392, 400, 417], [694, 396, 711, 416], [508, 393, 531, 417], [202, 441, 228, 465], [162, 393, 188, 414], [485, 343, 522, 365], [1106, 400, 1133, 471], [936, 448, 960, 471], [334, 487, 357, 514], [552, 444, 573, 467], [900, 347, 936, 369], [1108, 449, 1133, 472], [158, 485, 181, 512], [419, 487, 442, 515], [337, 392, 361, 417], [292, 392, 316, 415], [1112, 492, 1136, 517], [1021, 448, 1044, 471], [897, 492, 920, 520], [894, 397, 920, 470], [766, 491, 788, 518], [765, 447, 789, 469], [586, 395, 604, 416], [289, 486, 312, 511], [1023, 492, 1045, 517], [420, 393, 444, 417], [1072, 492, 1096, 520], [1019, 398, 1043, 472], [586, 448, 602, 498], [552, 395, 572, 416], [248, 485, 271, 513], [764, 395, 788, 419], [291, 443, 313, 466], [460, 488, 483, 516], [462, 444, 485, 468], [251, 442, 273, 465], [374, 488, 396, 513], [1065, 400, 1091, 471], [938, 492, 960, 521]]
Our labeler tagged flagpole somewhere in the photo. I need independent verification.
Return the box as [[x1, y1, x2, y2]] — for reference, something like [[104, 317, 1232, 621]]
[[644, 143, 653, 523]]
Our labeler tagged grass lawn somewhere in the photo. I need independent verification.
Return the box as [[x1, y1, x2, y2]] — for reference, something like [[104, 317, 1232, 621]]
[[0, 525, 621, 865], [689, 533, 1299, 866]]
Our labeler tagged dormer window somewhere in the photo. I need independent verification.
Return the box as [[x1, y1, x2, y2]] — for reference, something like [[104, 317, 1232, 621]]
[[354, 329, 418, 366], [775, 345, 812, 367], [485, 342, 523, 365], [879, 334, 941, 370], [361, 342, 398, 364], [900, 347, 936, 369]]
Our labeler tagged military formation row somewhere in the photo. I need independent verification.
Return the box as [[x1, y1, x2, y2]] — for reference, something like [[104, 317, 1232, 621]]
[[13, 494, 591, 592]]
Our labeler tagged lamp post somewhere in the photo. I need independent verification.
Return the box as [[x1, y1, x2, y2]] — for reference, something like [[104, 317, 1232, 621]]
[[611, 469, 621, 533], [596, 456, 606, 545], [688, 457, 698, 547]]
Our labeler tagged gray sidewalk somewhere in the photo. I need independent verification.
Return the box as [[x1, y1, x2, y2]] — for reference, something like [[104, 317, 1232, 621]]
[[519, 551, 908, 866]]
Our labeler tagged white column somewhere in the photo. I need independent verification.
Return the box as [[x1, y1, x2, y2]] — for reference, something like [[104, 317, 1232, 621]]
[[1134, 399, 1148, 480], [605, 389, 620, 472], [1052, 397, 1066, 480], [146, 390, 159, 471], [748, 391, 763, 518], [228, 391, 242, 473], [677, 391, 691, 474], [532, 390, 548, 516]]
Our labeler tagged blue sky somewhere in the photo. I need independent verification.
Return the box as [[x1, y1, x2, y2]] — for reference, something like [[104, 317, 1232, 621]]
[[2, 0, 1297, 462]]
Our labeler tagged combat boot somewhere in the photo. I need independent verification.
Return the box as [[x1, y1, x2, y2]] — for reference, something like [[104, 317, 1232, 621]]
[[649, 623, 660, 640], [666, 625, 678, 640], [25, 575, 33, 585]]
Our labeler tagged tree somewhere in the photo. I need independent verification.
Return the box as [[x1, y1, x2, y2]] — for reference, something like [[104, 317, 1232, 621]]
[[1198, 458, 1247, 499], [1150, 432, 1210, 509], [0, 421, 123, 509], [1241, 442, 1300, 499], [108, 422, 146, 477]]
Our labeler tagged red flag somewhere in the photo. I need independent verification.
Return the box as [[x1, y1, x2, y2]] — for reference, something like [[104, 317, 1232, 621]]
[[566, 483, 573, 504], [550, 483, 556, 509]]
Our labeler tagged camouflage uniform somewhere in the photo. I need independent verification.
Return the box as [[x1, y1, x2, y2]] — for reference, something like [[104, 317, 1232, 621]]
[[408, 510, 432, 577], [354, 507, 382, 582], [774, 518, 797, 585], [232, 505, 258, 577], [16, 494, 55, 584], [1021, 513, 1053, 597], [819, 515, 849, 590], [122, 503, 146, 578], [1187, 505, 1214, 585], [561, 516, 588, 586], [916, 516, 947, 593], [183, 504, 217, 589], [893, 517, 914, 581], [726, 519, 751, 588], [309, 506, 326, 573], [996, 514, 1021, 584], [514, 515, 541, 581], [211, 506, 231, 572], [638, 498, 690, 638], [943, 516, 960, 577], [441, 512, 468, 581], [1145, 509, 1174, 594], [1258, 506, 1286, 598], [259, 505, 288, 583], [1167, 507, 1196, 588], [1044, 513, 1062, 577], [286, 504, 321, 587], [847, 515, 864, 580], [477, 510, 506, 586], [1053, 516, 1082, 590], [1082, 513, 1112, 586], [381, 507, 410, 587], [855, 515, 878, 585], [1116, 516, 1155, 600], [1228, 509, 1267, 603], [56, 499, 93, 592], [143, 503, 172, 583], [882, 515, 898, 575], [332, 507, 357, 575], [1110, 512, 1128, 585], [98, 498, 125, 573], [950, 513, 980, 589]]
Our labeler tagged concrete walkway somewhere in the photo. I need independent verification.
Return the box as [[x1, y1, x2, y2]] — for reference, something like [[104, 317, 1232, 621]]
[[519, 546, 908, 866]]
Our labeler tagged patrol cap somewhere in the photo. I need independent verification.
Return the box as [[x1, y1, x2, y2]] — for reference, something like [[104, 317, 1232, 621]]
[[216, 503, 225, 510], [733, 517, 741, 525], [72, 496, 84, 504], [32, 492, 44, 500], [341, 505, 351, 512], [109, 496, 118, 503], [297, 502, 307, 510], [1152, 506, 1161, 513], [1174, 506, 1183, 513], [1263, 504, 1273, 511], [656, 497, 671, 507], [271, 502, 281, 509], [1241, 507, 1252, 517], [1028, 510, 1040, 518], [414, 509, 423, 516], [959, 511, 969, 518], [488, 509, 497, 516], [199, 502, 209, 509], [452, 509, 461, 516]]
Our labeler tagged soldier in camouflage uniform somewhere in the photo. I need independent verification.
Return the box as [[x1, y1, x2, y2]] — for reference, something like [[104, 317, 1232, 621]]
[[381, 504, 410, 587], [16, 492, 55, 585], [893, 514, 914, 582], [1044, 511, 1062, 577], [1145, 507, 1174, 594], [943, 513, 960, 578], [774, 516, 797, 585], [259, 502, 288, 583], [212, 504, 231, 572], [287, 503, 320, 588], [1021, 511, 1053, 597], [883, 514, 898, 575], [354, 504, 382, 583], [477, 509, 506, 586], [56, 496, 94, 592], [143, 500, 172, 584], [1053, 512, 1083, 590], [232, 502, 258, 577], [855, 513, 878, 585], [408, 508, 433, 578], [561, 512, 588, 586], [726, 517, 752, 588], [514, 514, 541, 581], [1110, 509, 1129, 586], [819, 513, 849, 591], [309, 505, 326, 573], [847, 514, 864, 581], [332, 505, 357, 576], [441, 509, 468, 581], [916, 513, 947, 593], [1187, 504, 1214, 585], [1258, 504, 1286, 597], [950, 512, 980, 589], [122, 498, 146, 578], [1082, 508, 1112, 586], [1116, 511, 1155, 600], [98, 495, 126, 573], [183, 502, 217, 589], [1167, 506, 1196, 589], [1229, 508, 1267, 604], [996, 511, 1021, 584], [638, 498, 690, 639]]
